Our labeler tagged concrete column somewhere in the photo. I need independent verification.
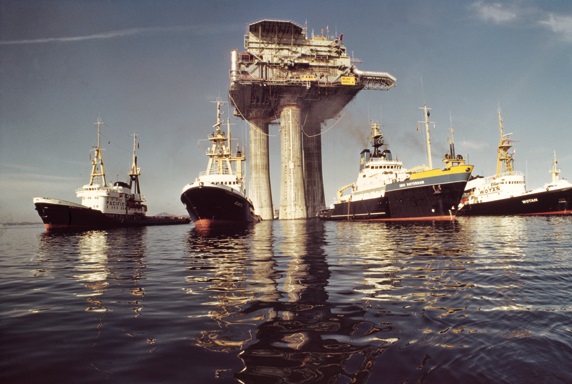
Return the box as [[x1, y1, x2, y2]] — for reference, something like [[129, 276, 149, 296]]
[[279, 104, 307, 219], [249, 119, 274, 220], [302, 114, 325, 218]]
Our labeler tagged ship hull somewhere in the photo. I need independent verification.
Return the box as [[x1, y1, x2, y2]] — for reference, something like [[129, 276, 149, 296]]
[[180, 185, 260, 229], [458, 186, 572, 216], [318, 169, 470, 221], [34, 199, 190, 230]]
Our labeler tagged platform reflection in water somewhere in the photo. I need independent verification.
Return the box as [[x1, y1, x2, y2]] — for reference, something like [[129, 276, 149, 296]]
[[1, 217, 571, 383]]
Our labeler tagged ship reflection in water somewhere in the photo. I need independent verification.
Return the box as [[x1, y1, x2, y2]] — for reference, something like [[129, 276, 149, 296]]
[[9, 216, 569, 383], [37, 227, 147, 323], [183, 216, 572, 383]]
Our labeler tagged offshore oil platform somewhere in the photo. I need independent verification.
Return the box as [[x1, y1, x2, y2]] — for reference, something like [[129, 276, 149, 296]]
[[229, 20, 396, 220]]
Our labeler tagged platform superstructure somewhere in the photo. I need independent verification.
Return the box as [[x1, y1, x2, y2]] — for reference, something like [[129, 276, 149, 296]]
[[229, 20, 396, 219]]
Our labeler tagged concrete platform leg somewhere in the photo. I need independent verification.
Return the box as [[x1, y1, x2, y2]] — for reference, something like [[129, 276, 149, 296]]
[[249, 120, 274, 220], [279, 104, 307, 219], [303, 115, 325, 218]]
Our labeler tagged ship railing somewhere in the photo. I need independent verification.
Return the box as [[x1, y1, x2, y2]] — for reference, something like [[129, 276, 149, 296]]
[[482, 171, 524, 183], [368, 157, 401, 166], [199, 169, 234, 176], [233, 74, 365, 88], [75, 186, 110, 194], [407, 165, 430, 173]]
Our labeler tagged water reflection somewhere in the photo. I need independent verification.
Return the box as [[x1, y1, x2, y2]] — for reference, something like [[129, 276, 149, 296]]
[[460, 216, 527, 254], [76, 231, 111, 312], [185, 225, 255, 351], [190, 222, 256, 238], [182, 217, 572, 382], [237, 220, 394, 383], [459, 216, 529, 313], [184, 220, 397, 382], [37, 228, 147, 316], [20, 216, 572, 383], [330, 221, 474, 305], [321, 220, 482, 378]]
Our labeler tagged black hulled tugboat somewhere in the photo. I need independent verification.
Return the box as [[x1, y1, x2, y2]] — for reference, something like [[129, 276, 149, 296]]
[[180, 100, 260, 231], [33, 117, 190, 230], [318, 105, 474, 221], [458, 109, 572, 216]]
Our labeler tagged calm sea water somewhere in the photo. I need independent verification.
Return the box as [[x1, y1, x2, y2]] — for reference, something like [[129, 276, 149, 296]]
[[1, 217, 571, 384]]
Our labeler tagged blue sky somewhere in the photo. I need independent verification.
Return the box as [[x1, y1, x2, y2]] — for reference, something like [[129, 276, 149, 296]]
[[1, 0, 571, 223]]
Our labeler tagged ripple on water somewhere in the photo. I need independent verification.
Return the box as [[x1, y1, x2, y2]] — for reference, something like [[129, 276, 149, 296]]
[[1, 219, 572, 383]]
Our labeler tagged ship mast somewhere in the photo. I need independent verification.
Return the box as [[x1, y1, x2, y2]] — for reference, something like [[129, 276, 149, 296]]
[[370, 121, 384, 157], [418, 104, 433, 169], [205, 100, 233, 175], [89, 116, 107, 186], [550, 151, 560, 184], [201, 99, 247, 192], [129, 132, 141, 195], [495, 108, 515, 176], [442, 112, 465, 168], [448, 112, 456, 159]]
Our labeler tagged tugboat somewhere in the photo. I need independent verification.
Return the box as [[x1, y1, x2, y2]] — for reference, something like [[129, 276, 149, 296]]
[[33, 117, 190, 230], [180, 100, 260, 231], [317, 105, 474, 221], [458, 109, 572, 215]]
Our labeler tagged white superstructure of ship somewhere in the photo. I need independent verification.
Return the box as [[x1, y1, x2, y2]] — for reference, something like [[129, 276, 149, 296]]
[[180, 99, 259, 229], [73, 117, 147, 216], [459, 109, 572, 215], [34, 117, 189, 229]]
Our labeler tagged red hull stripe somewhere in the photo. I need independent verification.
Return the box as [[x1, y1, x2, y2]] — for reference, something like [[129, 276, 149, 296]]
[[45, 224, 75, 230], [518, 210, 572, 216], [339, 215, 456, 222], [194, 219, 249, 229]]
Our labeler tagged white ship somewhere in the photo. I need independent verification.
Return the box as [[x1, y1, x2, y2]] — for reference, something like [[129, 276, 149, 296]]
[[33, 117, 190, 230], [458, 109, 572, 215]]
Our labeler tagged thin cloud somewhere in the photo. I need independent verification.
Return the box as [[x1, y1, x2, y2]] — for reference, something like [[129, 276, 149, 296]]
[[2, 162, 81, 182], [1, 163, 41, 173], [0, 23, 242, 46], [471, 1, 518, 24], [1, 171, 80, 183], [471, 1, 572, 43], [0, 174, 80, 205], [461, 140, 489, 151], [539, 13, 572, 42]]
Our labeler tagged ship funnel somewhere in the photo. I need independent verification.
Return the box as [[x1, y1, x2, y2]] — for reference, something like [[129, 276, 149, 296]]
[[382, 149, 393, 161], [360, 149, 371, 172]]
